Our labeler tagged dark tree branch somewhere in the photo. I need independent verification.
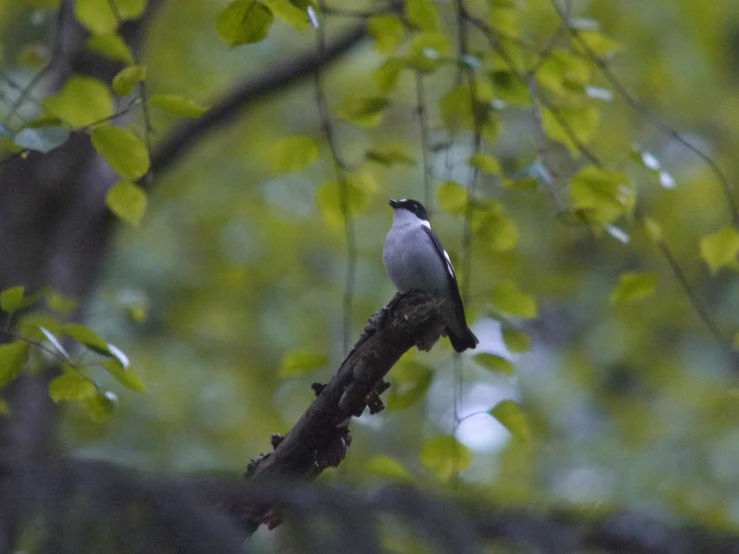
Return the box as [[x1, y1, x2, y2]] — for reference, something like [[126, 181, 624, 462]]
[[224, 290, 446, 535], [147, 22, 367, 182], [197, 479, 739, 554]]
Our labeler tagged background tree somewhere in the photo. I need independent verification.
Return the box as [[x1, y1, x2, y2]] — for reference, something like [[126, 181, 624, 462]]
[[1, 0, 739, 552]]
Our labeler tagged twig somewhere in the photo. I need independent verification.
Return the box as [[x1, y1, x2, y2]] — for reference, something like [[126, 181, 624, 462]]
[[414, 71, 433, 210], [312, 4, 357, 356]]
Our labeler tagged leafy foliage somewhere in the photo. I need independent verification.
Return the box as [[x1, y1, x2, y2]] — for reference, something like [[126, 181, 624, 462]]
[[91, 125, 150, 180], [106, 181, 148, 227], [43, 76, 113, 127], [217, 1, 274, 47], [3, 0, 739, 547], [150, 94, 209, 118], [420, 435, 471, 480]]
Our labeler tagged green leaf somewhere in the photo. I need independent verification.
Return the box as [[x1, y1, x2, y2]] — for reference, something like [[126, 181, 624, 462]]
[[18, 287, 50, 311], [106, 181, 147, 227], [64, 323, 110, 355], [439, 84, 474, 132], [481, 113, 502, 144], [91, 125, 149, 180], [437, 181, 468, 215], [75, 0, 146, 34], [315, 179, 369, 228], [477, 212, 519, 252], [112, 65, 147, 96], [39, 326, 71, 361], [472, 353, 514, 374], [316, 178, 371, 228], [489, 7, 519, 36], [387, 361, 433, 410], [18, 117, 65, 130], [491, 280, 537, 319], [0, 341, 29, 388], [700, 226, 739, 274], [46, 290, 78, 314], [264, 0, 308, 30], [420, 435, 471, 480], [643, 217, 663, 243], [490, 70, 530, 107], [102, 359, 146, 392], [43, 76, 113, 128], [536, 49, 592, 97], [49, 371, 97, 402], [374, 58, 406, 93], [280, 350, 328, 377], [80, 391, 117, 422], [365, 456, 413, 481], [468, 153, 501, 174], [611, 272, 658, 304], [502, 329, 531, 353], [407, 32, 450, 72], [0, 398, 8, 414], [542, 105, 600, 157], [406, 0, 441, 31], [368, 15, 406, 55], [149, 94, 209, 119], [337, 97, 389, 128], [13, 126, 70, 154], [490, 399, 530, 443], [106, 343, 130, 369], [126, 303, 148, 323], [15, 313, 63, 341], [576, 30, 621, 58], [86, 34, 135, 65], [217, 0, 274, 47], [366, 146, 415, 166], [272, 135, 320, 173], [569, 166, 634, 226], [1, 286, 25, 313]]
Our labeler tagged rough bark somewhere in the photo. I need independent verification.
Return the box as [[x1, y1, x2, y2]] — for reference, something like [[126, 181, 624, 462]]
[[226, 291, 445, 535]]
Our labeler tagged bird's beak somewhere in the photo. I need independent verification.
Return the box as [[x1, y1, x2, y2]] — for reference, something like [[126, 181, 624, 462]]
[[389, 199, 400, 208]]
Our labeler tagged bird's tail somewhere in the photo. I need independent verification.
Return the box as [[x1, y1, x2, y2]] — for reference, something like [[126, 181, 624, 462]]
[[447, 326, 479, 352]]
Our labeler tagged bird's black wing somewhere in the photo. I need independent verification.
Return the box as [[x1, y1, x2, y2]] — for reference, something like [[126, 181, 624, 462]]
[[421, 225, 467, 322]]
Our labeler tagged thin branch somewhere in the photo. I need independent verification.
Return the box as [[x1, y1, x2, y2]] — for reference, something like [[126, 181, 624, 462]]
[[147, 23, 367, 184], [313, 5, 357, 356], [414, 71, 433, 210], [637, 210, 736, 362]]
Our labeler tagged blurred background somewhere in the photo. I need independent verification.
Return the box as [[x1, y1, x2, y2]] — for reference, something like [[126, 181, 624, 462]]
[[3, 0, 739, 549]]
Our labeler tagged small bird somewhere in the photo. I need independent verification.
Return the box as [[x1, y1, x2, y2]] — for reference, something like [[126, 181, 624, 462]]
[[383, 198, 478, 352]]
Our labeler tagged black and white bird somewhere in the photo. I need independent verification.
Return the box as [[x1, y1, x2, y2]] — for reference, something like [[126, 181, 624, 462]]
[[383, 198, 478, 352]]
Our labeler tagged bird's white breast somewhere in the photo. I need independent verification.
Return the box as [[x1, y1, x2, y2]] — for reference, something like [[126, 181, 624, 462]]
[[383, 218, 449, 298]]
